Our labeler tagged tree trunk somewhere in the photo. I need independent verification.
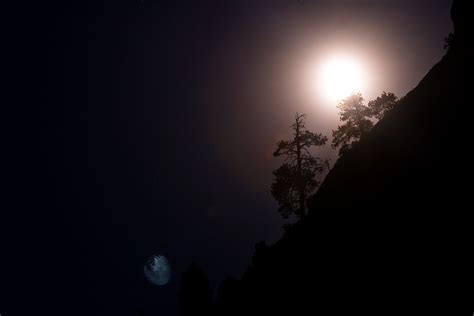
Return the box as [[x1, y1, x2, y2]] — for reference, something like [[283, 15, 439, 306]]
[[295, 116, 306, 218]]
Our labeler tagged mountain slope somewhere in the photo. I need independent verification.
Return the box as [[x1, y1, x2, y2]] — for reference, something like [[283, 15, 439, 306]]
[[210, 2, 468, 315], [309, 35, 463, 209]]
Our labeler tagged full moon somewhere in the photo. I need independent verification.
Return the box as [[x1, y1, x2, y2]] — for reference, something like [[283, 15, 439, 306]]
[[144, 254, 171, 286], [319, 55, 365, 103]]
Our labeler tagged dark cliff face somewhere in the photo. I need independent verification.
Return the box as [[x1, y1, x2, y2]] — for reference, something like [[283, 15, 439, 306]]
[[210, 1, 468, 315]]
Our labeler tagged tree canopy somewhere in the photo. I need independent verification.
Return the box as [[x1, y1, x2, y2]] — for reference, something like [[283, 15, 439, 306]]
[[368, 91, 398, 120], [332, 92, 398, 157]]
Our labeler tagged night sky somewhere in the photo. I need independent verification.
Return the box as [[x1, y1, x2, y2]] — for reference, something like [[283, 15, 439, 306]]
[[11, 1, 452, 315]]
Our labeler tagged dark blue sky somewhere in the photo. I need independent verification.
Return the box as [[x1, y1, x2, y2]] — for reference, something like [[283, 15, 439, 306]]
[[11, 1, 452, 315]]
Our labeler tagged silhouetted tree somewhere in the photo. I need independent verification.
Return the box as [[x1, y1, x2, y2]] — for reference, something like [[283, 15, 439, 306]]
[[368, 91, 398, 120], [215, 276, 241, 316], [332, 92, 398, 156], [332, 93, 373, 156], [179, 262, 212, 316], [272, 113, 328, 219]]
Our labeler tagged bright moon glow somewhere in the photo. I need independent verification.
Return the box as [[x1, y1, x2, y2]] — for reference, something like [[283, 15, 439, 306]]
[[318, 56, 365, 103]]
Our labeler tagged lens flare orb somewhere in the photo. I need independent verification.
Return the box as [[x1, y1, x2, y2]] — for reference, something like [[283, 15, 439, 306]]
[[144, 254, 171, 286]]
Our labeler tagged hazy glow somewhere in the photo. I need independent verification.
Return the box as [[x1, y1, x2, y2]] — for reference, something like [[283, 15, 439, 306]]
[[317, 55, 365, 103]]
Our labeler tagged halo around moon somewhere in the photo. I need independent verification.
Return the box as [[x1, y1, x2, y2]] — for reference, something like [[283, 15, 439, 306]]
[[319, 55, 365, 102], [144, 254, 171, 286]]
